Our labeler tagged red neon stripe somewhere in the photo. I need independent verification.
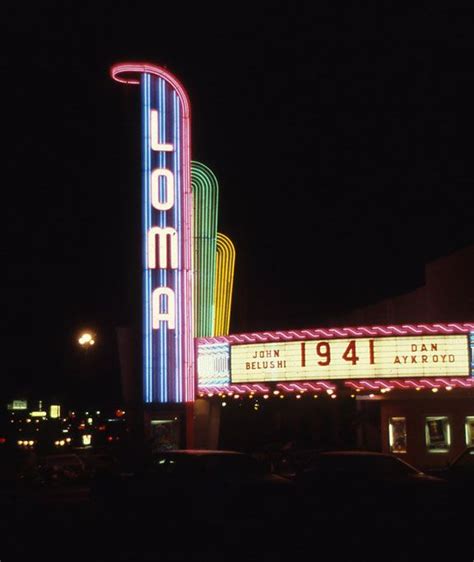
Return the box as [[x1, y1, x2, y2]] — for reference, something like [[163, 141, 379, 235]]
[[196, 322, 473, 345]]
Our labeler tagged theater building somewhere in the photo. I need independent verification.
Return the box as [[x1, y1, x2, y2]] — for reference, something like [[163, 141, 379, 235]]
[[196, 321, 473, 470], [111, 62, 473, 470]]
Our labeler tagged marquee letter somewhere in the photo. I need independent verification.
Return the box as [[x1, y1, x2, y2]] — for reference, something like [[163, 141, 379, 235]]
[[147, 227, 178, 269], [152, 287, 176, 329], [151, 169, 175, 210], [150, 110, 173, 151]]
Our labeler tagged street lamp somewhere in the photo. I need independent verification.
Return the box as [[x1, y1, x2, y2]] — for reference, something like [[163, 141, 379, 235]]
[[78, 332, 96, 348]]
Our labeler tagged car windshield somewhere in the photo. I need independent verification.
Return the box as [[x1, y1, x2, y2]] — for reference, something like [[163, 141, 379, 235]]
[[151, 452, 263, 478], [42, 455, 82, 466], [453, 448, 474, 468], [313, 454, 420, 479], [201, 454, 262, 477]]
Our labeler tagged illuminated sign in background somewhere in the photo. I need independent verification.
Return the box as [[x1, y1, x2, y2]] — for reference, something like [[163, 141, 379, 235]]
[[231, 335, 469, 383], [112, 63, 194, 403], [7, 400, 27, 411]]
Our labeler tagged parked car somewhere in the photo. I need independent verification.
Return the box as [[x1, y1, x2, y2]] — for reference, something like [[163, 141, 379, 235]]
[[79, 450, 120, 479], [91, 449, 295, 523], [272, 447, 322, 478], [293, 450, 448, 529], [37, 453, 86, 484]]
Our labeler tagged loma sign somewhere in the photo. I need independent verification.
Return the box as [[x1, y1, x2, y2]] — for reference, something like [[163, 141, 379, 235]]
[[112, 63, 194, 403]]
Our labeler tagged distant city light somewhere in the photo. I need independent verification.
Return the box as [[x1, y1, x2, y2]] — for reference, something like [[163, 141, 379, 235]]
[[50, 405, 61, 418]]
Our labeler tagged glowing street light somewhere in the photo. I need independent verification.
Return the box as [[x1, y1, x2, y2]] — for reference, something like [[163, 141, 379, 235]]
[[76, 331, 97, 385], [78, 332, 96, 347]]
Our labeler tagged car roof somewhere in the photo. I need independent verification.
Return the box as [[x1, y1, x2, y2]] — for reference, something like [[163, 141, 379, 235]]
[[40, 454, 82, 461], [154, 449, 245, 456], [319, 450, 391, 457], [313, 450, 422, 472]]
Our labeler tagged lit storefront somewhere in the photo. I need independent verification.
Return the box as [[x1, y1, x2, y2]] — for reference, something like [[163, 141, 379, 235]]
[[196, 322, 473, 468]]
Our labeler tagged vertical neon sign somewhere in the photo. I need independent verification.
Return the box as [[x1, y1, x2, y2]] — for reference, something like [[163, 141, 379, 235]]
[[111, 63, 194, 403]]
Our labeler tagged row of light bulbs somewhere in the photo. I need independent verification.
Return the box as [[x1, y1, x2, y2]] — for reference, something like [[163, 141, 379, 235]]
[[208, 384, 453, 407], [217, 388, 339, 407]]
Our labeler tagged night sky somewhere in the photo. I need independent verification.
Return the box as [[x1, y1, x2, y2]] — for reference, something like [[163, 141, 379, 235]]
[[3, 8, 474, 402]]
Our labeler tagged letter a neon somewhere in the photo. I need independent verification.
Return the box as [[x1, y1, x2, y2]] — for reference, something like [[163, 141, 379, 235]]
[[152, 288, 176, 329]]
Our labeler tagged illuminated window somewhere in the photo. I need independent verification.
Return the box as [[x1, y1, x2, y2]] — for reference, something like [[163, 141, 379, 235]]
[[389, 417, 407, 453], [465, 416, 474, 446], [425, 416, 451, 453]]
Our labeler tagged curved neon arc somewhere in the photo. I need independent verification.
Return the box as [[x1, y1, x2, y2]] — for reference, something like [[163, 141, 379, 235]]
[[191, 161, 219, 338], [215, 233, 235, 336], [111, 62, 191, 118]]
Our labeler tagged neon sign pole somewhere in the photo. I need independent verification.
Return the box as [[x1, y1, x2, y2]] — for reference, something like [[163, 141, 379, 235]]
[[111, 63, 195, 414]]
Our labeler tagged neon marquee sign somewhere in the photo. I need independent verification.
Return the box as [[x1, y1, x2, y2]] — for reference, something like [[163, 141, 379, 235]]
[[112, 63, 194, 403], [196, 323, 474, 388], [230, 334, 470, 382]]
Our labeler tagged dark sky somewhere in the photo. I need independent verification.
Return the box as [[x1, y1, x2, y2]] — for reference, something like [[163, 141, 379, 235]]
[[3, 8, 474, 401]]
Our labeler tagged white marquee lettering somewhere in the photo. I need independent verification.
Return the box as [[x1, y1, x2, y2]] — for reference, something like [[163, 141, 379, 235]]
[[151, 169, 175, 211], [150, 110, 173, 152], [152, 287, 176, 329], [147, 227, 178, 269]]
